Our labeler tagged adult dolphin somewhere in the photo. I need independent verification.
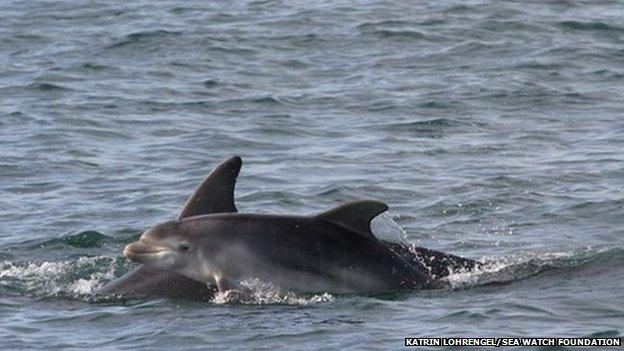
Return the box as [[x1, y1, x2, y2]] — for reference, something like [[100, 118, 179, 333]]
[[123, 200, 435, 294], [95, 157, 243, 300]]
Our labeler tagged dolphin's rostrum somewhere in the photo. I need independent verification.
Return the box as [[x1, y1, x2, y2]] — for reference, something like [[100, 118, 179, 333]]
[[98, 157, 478, 299]]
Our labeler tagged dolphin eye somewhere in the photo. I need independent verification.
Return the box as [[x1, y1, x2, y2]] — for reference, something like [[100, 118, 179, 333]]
[[178, 244, 191, 252]]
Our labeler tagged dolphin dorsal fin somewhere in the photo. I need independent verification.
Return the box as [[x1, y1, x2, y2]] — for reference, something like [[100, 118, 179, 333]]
[[315, 200, 389, 239], [177, 156, 242, 219]]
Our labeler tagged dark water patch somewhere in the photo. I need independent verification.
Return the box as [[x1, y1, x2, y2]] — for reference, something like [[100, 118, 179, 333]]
[[170, 7, 196, 15], [441, 4, 477, 14], [478, 20, 549, 33], [586, 330, 621, 338], [360, 29, 428, 41], [314, 185, 364, 200], [417, 100, 464, 109], [559, 21, 624, 33], [220, 96, 285, 109], [114, 228, 142, 239], [4, 181, 63, 194], [503, 301, 556, 316], [439, 40, 505, 56], [61, 231, 108, 248], [6, 111, 27, 118], [481, 175, 538, 190], [12, 34, 48, 41], [587, 68, 624, 79], [251, 96, 282, 106], [58, 116, 105, 128], [27, 130, 74, 144], [273, 58, 310, 69], [384, 118, 464, 129], [202, 79, 219, 88], [538, 247, 623, 271], [81, 62, 112, 71], [208, 45, 258, 56], [354, 101, 399, 113], [25, 82, 73, 92], [68, 127, 134, 141], [555, 198, 624, 224], [356, 20, 412, 31], [240, 125, 312, 139], [510, 130, 562, 145], [123, 30, 183, 42], [512, 61, 570, 71], [376, 118, 478, 138], [281, 33, 323, 47], [106, 30, 183, 50], [112, 98, 215, 113], [16, 231, 113, 250]]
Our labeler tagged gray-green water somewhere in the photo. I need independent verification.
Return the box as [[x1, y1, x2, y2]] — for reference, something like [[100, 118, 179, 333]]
[[1, 0, 623, 349]]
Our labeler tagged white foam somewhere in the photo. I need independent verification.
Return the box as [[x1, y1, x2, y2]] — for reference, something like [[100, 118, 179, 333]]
[[69, 277, 101, 295], [0, 256, 115, 296], [211, 278, 335, 305], [442, 250, 575, 289], [1, 260, 64, 279]]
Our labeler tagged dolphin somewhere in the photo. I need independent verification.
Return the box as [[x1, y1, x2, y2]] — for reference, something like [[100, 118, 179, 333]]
[[123, 200, 435, 293], [98, 156, 478, 299]]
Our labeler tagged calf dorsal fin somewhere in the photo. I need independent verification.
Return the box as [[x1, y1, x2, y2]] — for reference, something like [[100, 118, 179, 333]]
[[315, 200, 388, 239], [177, 156, 242, 219]]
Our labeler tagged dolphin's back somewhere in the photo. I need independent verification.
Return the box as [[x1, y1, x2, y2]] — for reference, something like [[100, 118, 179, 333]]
[[188, 213, 433, 293]]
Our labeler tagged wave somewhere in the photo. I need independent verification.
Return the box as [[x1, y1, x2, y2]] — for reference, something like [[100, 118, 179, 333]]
[[25, 82, 73, 92], [442, 247, 624, 289], [375, 118, 481, 138], [355, 20, 433, 40], [12, 230, 122, 251], [361, 29, 427, 40], [0, 256, 115, 298], [559, 21, 624, 33], [105, 30, 183, 50]]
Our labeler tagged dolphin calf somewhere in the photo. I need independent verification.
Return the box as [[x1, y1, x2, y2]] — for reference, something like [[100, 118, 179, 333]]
[[98, 156, 478, 299]]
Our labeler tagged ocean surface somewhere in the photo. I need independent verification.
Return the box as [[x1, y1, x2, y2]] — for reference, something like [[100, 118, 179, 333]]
[[1, 0, 623, 349]]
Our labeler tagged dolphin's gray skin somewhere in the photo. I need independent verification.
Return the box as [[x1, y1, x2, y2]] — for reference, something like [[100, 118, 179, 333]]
[[95, 265, 216, 300], [95, 157, 242, 299], [99, 156, 479, 299], [124, 201, 435, 293]]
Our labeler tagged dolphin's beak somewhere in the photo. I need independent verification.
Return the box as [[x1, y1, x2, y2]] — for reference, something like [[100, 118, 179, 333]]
[[123, 242, 168, 262]]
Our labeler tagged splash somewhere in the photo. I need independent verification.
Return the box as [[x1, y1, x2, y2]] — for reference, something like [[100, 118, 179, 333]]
[[211, 278, 335, 306], [0, 256, 115, 298], [440, 249, 598, 289], [371, 213, 410, 242]]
